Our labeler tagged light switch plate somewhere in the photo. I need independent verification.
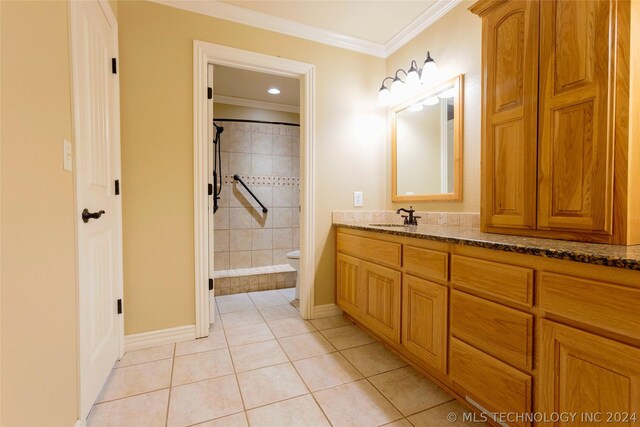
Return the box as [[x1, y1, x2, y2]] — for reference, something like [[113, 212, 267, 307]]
[[353, 191, 363, 207], [63, 139, 72, 172]]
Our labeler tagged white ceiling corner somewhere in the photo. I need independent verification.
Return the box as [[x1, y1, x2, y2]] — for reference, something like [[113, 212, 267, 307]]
[[149, 0, 461, 58], [385, 0, 464, 56]]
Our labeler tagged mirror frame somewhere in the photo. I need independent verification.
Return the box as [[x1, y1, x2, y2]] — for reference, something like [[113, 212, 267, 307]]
[[391, 74, 464, 202]]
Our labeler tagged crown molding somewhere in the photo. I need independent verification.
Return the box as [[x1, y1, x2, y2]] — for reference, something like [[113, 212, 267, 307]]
[[385, 0, 463, 56], [214, 95, 300, 114], [149, 0, 460, 58], [151, 0, 386, 57]]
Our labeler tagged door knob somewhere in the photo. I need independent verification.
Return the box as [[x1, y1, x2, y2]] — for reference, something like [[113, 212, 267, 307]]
[[82, 208, 106, 223]]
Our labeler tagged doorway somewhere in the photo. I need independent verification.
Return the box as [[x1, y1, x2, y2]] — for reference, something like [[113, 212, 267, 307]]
[[208, 65, 301, 315], [193, 41, 316, 338]]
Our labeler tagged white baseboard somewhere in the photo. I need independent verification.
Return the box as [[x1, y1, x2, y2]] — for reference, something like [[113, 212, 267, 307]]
[[124, 325, 196, 352], [313, 303, 343, 319]]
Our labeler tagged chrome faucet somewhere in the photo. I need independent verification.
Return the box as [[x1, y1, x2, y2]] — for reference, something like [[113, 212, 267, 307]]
[[396, 206, 421, 225]]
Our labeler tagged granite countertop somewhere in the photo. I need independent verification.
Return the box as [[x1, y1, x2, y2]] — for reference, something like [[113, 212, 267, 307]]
[[334, 222, 640, 271]]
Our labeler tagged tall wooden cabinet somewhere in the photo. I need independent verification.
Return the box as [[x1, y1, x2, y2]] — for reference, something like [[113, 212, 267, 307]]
[[471, 0, 640, 244]]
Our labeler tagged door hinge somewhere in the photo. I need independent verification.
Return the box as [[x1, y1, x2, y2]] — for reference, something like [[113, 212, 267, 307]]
[[112, 58, 117, 74], [208, 183, 213, 196], [117, 299, 123, 314], [115, 179, 120, 195], [207, 87, 213, 100], [209, 278, 214, 291]]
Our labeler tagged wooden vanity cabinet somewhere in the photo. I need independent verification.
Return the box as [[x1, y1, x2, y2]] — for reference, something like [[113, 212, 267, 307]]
[[471, 0, 640, 244], [538, 320, 640, 426]]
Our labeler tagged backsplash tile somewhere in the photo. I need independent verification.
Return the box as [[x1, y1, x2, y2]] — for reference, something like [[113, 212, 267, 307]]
[[332, 210, 480, 229]]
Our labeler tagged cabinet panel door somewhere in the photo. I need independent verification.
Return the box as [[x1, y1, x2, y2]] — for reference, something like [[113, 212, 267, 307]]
[[402, 274, 448, 373], [361, 261, 401, 343], [482, 0, 539, 229], [336, 253, 362, 318], [538, 0, 615, 233], [538, 320, 640, 426]]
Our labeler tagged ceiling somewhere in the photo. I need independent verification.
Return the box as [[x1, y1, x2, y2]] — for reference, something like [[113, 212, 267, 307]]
[[222, 1, 438, 45], [152, 0, 462, 57], [213, 65, 300, 106]]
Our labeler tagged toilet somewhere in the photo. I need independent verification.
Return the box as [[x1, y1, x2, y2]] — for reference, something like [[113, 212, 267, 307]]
[[286, 250, 300, 299]]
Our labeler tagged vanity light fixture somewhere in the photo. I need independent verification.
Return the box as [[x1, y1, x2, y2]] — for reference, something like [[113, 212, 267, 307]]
[[423, 96, 439, 106], [267, 87, 281, 94], [377, 51, 438, 107], [407, 103, 424, 112]]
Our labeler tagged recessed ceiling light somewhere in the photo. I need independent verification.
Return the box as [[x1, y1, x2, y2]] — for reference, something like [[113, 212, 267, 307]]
[[268, 87, 280, 95]]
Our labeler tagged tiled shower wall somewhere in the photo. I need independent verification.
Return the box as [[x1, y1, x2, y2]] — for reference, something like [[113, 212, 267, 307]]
[[213, 120, 300, 272]]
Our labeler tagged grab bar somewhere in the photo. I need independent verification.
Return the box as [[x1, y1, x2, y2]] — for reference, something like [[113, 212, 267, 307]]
[[233, 174, 268, 213]]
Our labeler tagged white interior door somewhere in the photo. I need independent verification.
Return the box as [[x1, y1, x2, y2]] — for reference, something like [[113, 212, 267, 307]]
[[208, 64, 216, 322], [70, 0, 123, 420]]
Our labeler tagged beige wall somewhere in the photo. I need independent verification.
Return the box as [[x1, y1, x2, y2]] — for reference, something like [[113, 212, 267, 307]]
[[213, 103, 300, 124], [1, 1, 78, 425], [118, 1, 387, 334], [386, 3, 482, 212]]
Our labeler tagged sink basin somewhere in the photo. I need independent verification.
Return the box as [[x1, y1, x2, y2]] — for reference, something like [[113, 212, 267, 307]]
[[368, 223, 407, 227]]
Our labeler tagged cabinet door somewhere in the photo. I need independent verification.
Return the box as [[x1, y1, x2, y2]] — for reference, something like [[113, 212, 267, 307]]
[[537, 0, 615, 233], [482, 0, 539, 229], [361, 261, 401, 343], [402, 274, 448, 373], [336, 253, 362, 318], [538, 320, 640, 426]]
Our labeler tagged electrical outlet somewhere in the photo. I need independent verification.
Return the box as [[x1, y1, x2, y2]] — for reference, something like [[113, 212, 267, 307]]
[[353, 191, 363, 207], [63, 140, 72, 172]]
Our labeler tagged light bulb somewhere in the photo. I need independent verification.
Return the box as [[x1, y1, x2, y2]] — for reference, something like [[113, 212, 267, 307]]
[[267, 87, 280, 94], [391, 77, 404, 94], [420, 51, 437, 84], [377, 87, 391, 107]]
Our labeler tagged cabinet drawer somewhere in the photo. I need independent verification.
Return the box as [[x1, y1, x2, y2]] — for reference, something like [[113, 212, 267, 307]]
[[337, 232, 401, 268], [540, 272, 640, 341], [450, 338, 532, 427], [451, 255, 533, 308], [451, 291, 533, 371], [403, 246, 448, 282]]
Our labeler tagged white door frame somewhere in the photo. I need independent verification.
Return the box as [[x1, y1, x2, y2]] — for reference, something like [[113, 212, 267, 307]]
[[71, 0, 124, 423], [193, 41, 316, 337]]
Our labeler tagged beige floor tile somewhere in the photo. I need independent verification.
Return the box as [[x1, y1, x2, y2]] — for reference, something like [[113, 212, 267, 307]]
[[210, 319, 223, 331], [382, 419, 413, 427], [293, 352, 363, 391], [220, 309, 264, 329], [408, 400, 488, 427], [278, 331, 336, 361], [167, 375, 243, 427], [313, 379, 402, 427], [369, 366, 454, 416], [96, 359, 172, 403], [267, 317, 316, 338], [236, 363, 308, 409], [116, 344, 174, 368], [249, 290, 289, 307], [320, 324, 377, 350], [225, 322, 275, 347], [175, 328, 227, 356], [217, 293, 256, 314], [193, 412, 248, 427], [309, 315, 353, 331], [278, 287, 296, 302], [341, 342, 408, 377], [246, 394, 331, 427], [229, 339, 289, 372], [88, 389, 169, 427], [172, 348, 234, 386], [258, 304, 300, 321]]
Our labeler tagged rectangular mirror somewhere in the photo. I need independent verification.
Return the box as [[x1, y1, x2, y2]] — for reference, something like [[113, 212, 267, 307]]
[[392, 74, 463, 202]]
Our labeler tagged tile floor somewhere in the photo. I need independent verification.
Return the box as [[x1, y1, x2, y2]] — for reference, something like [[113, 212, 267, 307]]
[[88, 289, 486, 427]]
